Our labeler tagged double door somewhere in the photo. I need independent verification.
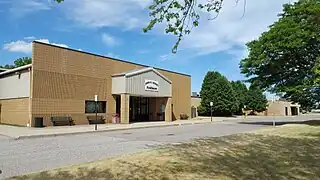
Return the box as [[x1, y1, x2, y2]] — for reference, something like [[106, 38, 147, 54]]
[[130, 96, 150, 122]]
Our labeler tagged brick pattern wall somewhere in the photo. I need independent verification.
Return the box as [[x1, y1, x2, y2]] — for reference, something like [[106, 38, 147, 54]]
[[0, 98, 30, 126], [32, 42, 191, 125]]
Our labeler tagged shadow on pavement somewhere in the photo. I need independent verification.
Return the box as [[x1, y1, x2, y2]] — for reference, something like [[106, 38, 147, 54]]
[[239, 120, 320, 126]]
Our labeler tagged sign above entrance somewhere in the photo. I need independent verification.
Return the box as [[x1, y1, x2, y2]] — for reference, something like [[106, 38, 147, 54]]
[[145, 80, 159, 92]]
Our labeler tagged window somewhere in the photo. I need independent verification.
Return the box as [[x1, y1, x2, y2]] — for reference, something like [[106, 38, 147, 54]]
[[85, 101, 106, 113]]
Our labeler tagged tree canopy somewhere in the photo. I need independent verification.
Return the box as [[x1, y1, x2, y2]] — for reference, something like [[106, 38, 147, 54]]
[[240, 0, 320, 110], [0, 57, 32, 69], [245, 85, 268, 114], [199, 71, 238, 116], [230, 80, 248, 114]]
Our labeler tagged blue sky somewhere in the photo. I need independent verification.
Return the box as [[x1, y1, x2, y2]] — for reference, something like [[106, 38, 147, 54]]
[[0, 0, 293, 98]]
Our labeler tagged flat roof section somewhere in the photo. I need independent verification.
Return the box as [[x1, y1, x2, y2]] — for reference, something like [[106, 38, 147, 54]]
[[33, 41, 191, 77]]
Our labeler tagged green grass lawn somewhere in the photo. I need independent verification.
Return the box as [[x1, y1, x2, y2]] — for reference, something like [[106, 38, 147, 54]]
[[10, 124, 320, 180]]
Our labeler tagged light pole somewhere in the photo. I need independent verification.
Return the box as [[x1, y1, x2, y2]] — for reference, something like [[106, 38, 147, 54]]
[[244, 105, 247, 120], [210, 102, 213, 122], [94, 95, 98, 131], [272, 97, 275, 127]]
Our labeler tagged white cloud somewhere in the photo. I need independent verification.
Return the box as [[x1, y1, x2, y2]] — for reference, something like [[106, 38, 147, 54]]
[[60, 0, 295, 58], [101, 33, 119, 46], [159, 54, 169, 62], [105, 53, 120, 59], [181, 0, 296, 56], [63, 0, 151, 29], [10, 0, 51, 17], [3, 40, 32, 54], [36, 39, 69, 48], [3, 39, 68, 54], [159, 53, 178, 62]]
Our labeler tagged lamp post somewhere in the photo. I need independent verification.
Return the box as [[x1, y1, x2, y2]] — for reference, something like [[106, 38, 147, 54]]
[[272, 97, 275, 127], [95, 95, 98, 131], [210, 102, 213, 122], [244, 105, 247, 120]]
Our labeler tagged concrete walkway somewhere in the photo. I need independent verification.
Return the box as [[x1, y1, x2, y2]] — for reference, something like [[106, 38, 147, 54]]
[[0, 119, 222, 139], [1, 114, 319, 140]]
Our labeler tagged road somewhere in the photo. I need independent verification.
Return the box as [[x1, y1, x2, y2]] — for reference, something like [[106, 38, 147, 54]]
[[0, 122, 265, 179]]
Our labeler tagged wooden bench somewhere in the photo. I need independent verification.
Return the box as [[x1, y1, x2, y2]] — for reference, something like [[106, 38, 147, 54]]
[[87, 116, 105, 124], [51, 116, 73, 126]]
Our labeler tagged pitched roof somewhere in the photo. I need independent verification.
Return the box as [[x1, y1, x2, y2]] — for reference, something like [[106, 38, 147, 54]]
[[112, 67, 172, 84]]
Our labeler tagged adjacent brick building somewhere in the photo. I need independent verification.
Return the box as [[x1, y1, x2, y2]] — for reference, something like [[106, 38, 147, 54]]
[[0, 41, 191, 127]]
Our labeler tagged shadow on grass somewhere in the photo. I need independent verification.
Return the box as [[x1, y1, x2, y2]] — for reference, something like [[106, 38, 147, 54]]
[[10, 129, 320, 180], [239, 120, 320, 126], [10, 167, 115, 180], [163, 134, 320, 180]]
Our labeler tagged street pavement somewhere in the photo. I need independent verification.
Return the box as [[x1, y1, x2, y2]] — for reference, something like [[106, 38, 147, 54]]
[[1, 114, 319, 179], [0, 122, 265, 179]]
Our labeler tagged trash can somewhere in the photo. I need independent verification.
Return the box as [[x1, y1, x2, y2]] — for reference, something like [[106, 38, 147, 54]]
[[34, 117, 44, 128], [116, 115, 120, 124]]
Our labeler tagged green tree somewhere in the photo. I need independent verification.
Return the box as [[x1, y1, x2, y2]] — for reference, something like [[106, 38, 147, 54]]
[[0, 57, 32, 69], [314, 57, 320, 84], [0, 64, 15, 69], [230, 80, 248, 114], [199, 71, 238, 116], [245, 85, 268, 114], [240, 0, 320, 108]]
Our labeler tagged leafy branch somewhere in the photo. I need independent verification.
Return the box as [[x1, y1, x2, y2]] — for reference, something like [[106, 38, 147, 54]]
[[143, 0, 224, 53]]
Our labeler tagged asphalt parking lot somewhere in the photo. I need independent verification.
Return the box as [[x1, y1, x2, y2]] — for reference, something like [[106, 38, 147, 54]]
[[0, 122, 265, 179]]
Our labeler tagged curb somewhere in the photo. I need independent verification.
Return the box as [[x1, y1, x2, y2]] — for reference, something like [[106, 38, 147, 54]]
[[14, 121, 216, 140]]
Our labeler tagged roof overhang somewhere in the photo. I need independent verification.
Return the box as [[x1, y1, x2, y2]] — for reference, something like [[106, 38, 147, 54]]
[[112, 67, 172, 84], [0, 64, 32, 77], [112, 67, 172, 97]]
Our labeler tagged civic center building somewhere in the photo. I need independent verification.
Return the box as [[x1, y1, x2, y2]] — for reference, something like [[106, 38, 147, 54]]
[[0, 41, 191, 127]]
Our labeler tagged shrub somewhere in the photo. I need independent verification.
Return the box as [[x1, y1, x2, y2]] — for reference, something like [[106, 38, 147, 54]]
[[180, 113, 189, 120]]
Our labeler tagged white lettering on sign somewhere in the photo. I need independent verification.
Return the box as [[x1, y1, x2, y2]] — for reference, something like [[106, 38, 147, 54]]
[[145, 80, 159, 92]]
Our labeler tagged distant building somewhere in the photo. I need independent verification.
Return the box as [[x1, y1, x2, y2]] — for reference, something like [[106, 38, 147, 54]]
[[263, 100, 300, 116], [191, 95, 300, 117], [191, 92, 201, 118]]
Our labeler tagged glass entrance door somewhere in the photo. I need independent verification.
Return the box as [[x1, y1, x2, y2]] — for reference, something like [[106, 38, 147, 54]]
[[130, 97, 150, 122]]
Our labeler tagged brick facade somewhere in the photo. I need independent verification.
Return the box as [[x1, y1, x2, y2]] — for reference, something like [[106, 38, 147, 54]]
[[30, 41, 191, 126]]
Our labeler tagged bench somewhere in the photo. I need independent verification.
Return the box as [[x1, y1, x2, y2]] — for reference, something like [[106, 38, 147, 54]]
[[87, 116, 105, 124], [51, 116, 73, 126]]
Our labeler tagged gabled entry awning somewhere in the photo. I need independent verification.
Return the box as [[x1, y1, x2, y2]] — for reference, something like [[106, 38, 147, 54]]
[[112, 67, 172, 97]]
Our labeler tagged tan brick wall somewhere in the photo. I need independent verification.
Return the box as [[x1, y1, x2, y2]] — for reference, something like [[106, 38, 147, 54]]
[[267, 101, 292, 116], [191, 97, 201, 108], [120, 94, 130, 124], [0, 98, 30, 126], [31, 42, 191, 125], [165, 97, 172, 121]]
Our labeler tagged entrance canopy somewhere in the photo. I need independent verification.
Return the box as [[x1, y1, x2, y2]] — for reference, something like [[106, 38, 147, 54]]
[[112, 67, 172, 97]]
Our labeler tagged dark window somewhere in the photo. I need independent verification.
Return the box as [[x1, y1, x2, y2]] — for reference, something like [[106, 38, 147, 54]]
[[85, 101, 106, 113]]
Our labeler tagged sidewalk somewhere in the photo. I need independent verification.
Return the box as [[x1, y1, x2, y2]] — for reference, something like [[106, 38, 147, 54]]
[[0, 119, 220, 140], [2, 115, 318, 140]]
